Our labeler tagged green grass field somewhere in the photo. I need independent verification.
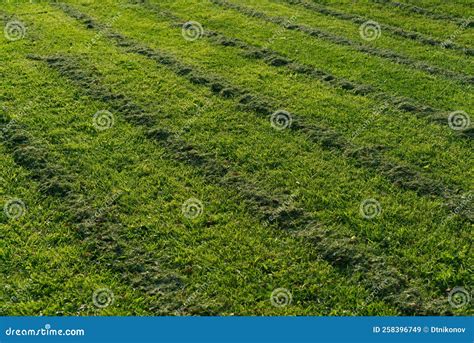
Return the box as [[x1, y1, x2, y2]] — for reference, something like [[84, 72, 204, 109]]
[[0, 0, 472, 316]]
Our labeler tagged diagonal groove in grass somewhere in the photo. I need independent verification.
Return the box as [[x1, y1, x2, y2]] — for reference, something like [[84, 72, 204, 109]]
[[210, 0, 474, 85], [370, 0, 474, 27], [28, 51, 455, 314], [278, 0, 473, 55], [55, 2, 472, 222], [0, 115, 185, 313], [133, 0, 472, 139]]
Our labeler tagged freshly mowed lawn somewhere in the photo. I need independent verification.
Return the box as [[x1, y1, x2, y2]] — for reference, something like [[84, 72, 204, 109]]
[[0, 0, 472, 316]]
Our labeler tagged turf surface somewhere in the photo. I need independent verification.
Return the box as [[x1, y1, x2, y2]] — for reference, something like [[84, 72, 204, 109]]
[[0, 0, 472, 316]]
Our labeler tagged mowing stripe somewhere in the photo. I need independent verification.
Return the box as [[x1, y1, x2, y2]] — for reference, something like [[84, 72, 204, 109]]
[[0, 111, 184, 314], [29, 52, 454, 315], [370, 0, 474, 27], [55, 2, 472, 222], [276, 0, 473, 55], [132, 0, 472, 139], [210, 0, 474, 86]]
